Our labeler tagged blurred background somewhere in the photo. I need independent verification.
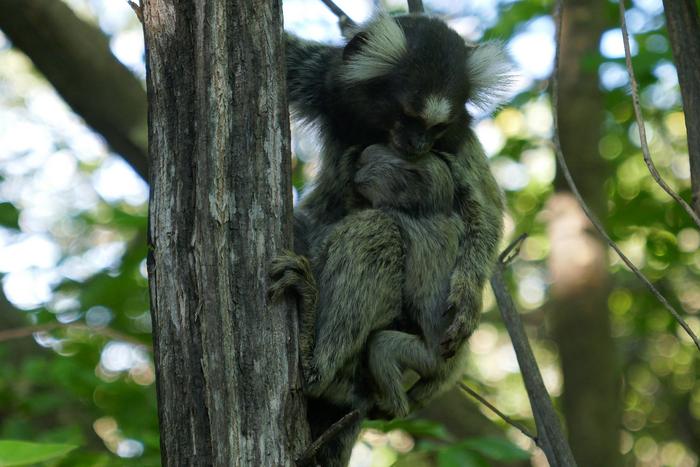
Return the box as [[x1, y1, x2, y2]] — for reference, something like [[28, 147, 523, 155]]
[[0, 0, 698, 465]]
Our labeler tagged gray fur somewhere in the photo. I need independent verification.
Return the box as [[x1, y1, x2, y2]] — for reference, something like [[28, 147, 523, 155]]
[[341, 14, 408, 83], [352, 143, 501, 418], [271, 14, 506, 467], [467, 41, 513, 109]]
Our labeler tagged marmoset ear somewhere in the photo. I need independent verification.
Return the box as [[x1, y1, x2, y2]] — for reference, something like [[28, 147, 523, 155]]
[[466, 41, 514, 110], [343, 31, 370, 61], [340, 14, 407, 83]]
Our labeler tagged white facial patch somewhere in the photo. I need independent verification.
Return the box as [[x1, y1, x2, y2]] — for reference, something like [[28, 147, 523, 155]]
[[421, 95, 452, 126], [341, 15, 408, 83], [467, 41, 514, 109]]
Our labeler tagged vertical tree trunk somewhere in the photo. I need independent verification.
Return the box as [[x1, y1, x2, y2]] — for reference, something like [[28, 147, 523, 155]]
[[662, 0, 700, 216], [551, 0, 621, 465], [142, 1, 310, 465]]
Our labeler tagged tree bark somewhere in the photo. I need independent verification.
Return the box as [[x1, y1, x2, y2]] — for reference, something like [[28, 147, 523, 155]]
[[143, 0, 309, 465], [492, 267, 577, 466], [552, 0, 621, 465], [662, 0, 700, 217], [0, 0, 148, 180]]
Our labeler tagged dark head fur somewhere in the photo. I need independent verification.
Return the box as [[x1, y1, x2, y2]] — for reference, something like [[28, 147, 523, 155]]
[[284, 13, 510, 223], [330, 14, 511, 155]]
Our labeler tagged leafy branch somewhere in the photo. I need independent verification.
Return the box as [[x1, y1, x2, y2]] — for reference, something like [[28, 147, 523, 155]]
[[552, 0, 700, 352]]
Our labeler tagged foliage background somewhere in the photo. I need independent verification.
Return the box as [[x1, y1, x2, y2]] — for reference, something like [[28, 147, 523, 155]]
[[0, 0, 698, 465]]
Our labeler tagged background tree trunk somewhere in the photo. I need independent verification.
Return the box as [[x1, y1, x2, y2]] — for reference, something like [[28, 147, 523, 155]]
[[0, 0, 148, 180], [142, 0, 310, 465], [550, 0, 621, 465], [662, 0, 700, 216]]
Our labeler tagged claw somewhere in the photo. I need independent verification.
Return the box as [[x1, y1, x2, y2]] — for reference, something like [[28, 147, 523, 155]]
[[269, 257, 294, 279], [268, 253, 314, 303], [269, 270, 300, 302]]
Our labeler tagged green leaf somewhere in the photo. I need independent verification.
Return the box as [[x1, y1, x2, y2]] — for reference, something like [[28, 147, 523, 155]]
[[0, 203, 20, 230], [393, 451, 433, 467], [363, 418, 450, 440], [437, 447, 488, 467], [459, 437, 531, 461], [0, 440, 77, 466]]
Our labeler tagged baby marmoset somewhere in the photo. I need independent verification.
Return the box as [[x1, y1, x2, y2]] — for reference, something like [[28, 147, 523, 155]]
[[354, 143, 465, 418]]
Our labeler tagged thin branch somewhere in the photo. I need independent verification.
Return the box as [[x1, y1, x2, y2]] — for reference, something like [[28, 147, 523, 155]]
[[407, 0, 425, 13], [0, 322, 151, 350], [296, 410, 361, 466], [498, 233, 528, 266], [459, 383, 536, 442], [551, 0, 700, 352], [619, 0, 700, 229], [0, 323, 58, 342], [491, 264, 577, 466], [319, 0, 357, 33]]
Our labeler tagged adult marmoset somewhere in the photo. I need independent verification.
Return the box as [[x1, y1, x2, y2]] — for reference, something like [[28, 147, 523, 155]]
[[271, 12, 510, 466]]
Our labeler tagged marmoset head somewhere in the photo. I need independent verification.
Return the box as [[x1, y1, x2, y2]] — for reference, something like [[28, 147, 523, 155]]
[[339, 14, 511, 156]]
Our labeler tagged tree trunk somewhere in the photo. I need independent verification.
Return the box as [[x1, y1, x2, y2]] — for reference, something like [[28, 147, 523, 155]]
[[662, 0, 700, 217], [142, 0, 309, 465], [551, 0, 621, 465]]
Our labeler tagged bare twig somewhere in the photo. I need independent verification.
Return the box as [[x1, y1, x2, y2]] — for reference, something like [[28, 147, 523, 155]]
[[498, 233, 528, 266], [0, 323, 57, 342], [459, 382, 536, 442], [0, 322, 151, 350], [407, 0, 425, 13], [127, 1, 143, 24], [296, 410, 361, 466], [319, 0, 357, 33], [552, 0, 700, 352], [491, 262, 577, 466], [619, 0, 700, 229]]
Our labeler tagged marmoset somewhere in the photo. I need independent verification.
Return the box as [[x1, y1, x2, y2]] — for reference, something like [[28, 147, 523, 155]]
[[271, 142, 458, 464], [271, 13, 509, 466]]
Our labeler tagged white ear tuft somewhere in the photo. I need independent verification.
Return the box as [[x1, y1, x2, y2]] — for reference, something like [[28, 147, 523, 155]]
[[467, 41, 515, 109], [341, 14, 408, 83]]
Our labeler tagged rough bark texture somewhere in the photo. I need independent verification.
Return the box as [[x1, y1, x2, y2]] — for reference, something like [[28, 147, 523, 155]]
[[662, 0, 700, 217], [552, 1, 621, 466], [143, 0, 309, 465], [0, 0, 148, 180]]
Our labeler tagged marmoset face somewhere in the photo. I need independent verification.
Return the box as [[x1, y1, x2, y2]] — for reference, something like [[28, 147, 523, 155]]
[[341, 15, 472, 156]]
